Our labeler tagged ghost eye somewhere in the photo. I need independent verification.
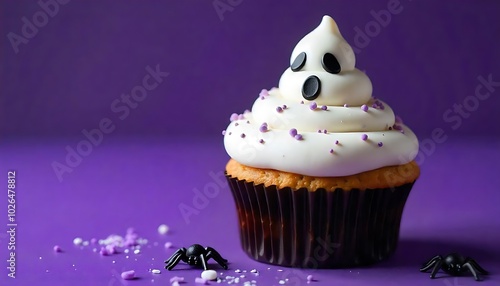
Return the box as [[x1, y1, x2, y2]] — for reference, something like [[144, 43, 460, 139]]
[[291, 52, 306, 72], [322, 53, 341, 74]]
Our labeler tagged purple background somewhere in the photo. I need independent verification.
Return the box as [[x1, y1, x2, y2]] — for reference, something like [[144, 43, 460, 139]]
[[2, 1, 500, 285]]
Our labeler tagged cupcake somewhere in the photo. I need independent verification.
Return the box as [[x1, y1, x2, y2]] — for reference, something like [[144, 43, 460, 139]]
[[223, 15, 419, 268]]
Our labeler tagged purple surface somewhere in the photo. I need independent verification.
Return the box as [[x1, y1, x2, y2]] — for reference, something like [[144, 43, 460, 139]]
[[2, 1, 500, 138], [1, 137, 500, 285]]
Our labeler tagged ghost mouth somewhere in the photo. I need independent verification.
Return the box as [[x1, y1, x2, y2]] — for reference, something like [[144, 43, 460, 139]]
[[302, 75, 321, 100]]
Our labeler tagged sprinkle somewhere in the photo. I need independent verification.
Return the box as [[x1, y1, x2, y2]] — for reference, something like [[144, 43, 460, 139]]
[[240, 133, 246, 138], [250, 269, 258, 273], [230, 113, 239, 122], [279, 280, 286, 284], [317, 130, 322, 133], [343, 104, 349, 107], [73, 237, 83, 245], [99, 247, 109, 256], [235, 269, 241, 273], [395, 115, 403, 124], [335, 140, 339, 145], [372, 103, 378, 108], [309, 102, 317, 110], [282, 104, 287, 109], [259, 89, 269, 97], [393, 125, 402, 131], [172, 282, 181, 286], [259, 124, 268, 132], [244, 109, 251, 114], [53, 245, 62, 253], [361, 134, 368, 141], [329, 149, 334, 154], [259, 139, 265, 144], [294, 134, 303, 140], [323, 129, 327, 134], [321, 105, 327, 110], [151, 269, 161, 274], [235, 123, 239, 126], [157, 224, 169, 235], [289, 128, 298, 137], [306, 274, 315, 282], [133, 249, 141, 254], [195, 277, 209, 284], [222, 130, 226, 135], [228, 132, 232, 135], [300, 101, 304, 104], [378, 142, 383, 147], [361, 104, 368, 112], [246, 120, 250, 124], [238, 114, 245, 120], [90, 238, 97, 244], [276, 106, 283, 113], [170, 276, 185, 283], [121, 270, 135, 280], [164, 242, 173, 248]]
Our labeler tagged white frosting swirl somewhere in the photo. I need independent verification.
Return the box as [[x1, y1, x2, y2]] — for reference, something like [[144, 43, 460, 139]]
[[223, 16, 419, 177]]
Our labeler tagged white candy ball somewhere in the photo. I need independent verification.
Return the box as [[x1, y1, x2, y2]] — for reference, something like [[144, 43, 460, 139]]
[[201, 269, 218, 281], [157, 224, 169, 235]]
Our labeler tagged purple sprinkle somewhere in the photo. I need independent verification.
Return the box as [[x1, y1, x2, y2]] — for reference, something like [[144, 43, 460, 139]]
[[99, 247, 110, 256], [379, 104, 385, 110], [294, 134, 303, 140], [221, 130, 226, 135], [235, 123, 239, 126], [244, 109, 251, 114], [282, 104, 287, 109], [259, 124, 268, 132], [329, 149, 334, 154], [53, 245, 62, 253], [276, 106, 283, 113], [361, 104, 368, 112], [259, 89, 269, 97], [307, 274, 315, 282], [378, 142, 384, 147], [321, 105, 327, 110], [228, 132, 232, 135], [289, 128, 298, 137], [393, 125, 402, 131], [246, 120, 250, 124], [121, 270, 135, 280], [372, 103, 378, 108], [309, 102, 317, 110], [164, 242, 173, 248], [237, 114, 245, 120], [343, 104, 349, 107], [240, 133, 246, 138], [195, 277, 209, 285], [259, 139, 265, 144], [300, 101, 304, 104], [170, 276, 185, 283], [361, 134, 368, 141], [230, 113, 238, 121], [317, 129, 322, 133], [260, 96, 265, 100], [395, 115, 403, 124], [323, 129, 327, 134], [335, 140, 339, 145]]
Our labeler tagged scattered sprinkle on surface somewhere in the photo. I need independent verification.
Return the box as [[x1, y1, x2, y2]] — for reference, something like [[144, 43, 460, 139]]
[[240, 133, 246, 138], [53, 245, 62, 252], [157, 224, 169, 235], [73, 237, 83, 245], [201, 269, 218, 281], [378, 142, 384, 147], [294, 134, 303, 140], [151, 269, 161, 274], [164, 242, 173, 249], [361, 134, 368, 141], [321, 105, 327, 110], [121, 270, 135, 280], [195, 277, 209, 284], [276, 106, 283, 113], [289, 128, 298, 137], [361, 104, 368, 112], [309, 102, 317, 110], [170, 276, 185, 283]]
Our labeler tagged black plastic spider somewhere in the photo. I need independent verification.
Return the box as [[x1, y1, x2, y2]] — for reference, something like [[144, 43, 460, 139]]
[[420, 253, 489, 281], [164, 244, 228, 270]]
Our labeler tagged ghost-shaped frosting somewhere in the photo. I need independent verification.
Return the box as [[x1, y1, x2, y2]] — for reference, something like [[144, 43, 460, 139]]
[[279, 16, 373, 106]]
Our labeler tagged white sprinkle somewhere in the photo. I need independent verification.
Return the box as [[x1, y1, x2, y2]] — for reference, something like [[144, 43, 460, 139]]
[[172, 282, 180, 286], [164, 242, 173, 249], [201, 269, 218, 281], [112, 261, 116, 264], [125, 255, 129, 259], [124, 249, 130, 253], [279, 280, 286, 284], [250, 269, 258, 273], [235, 269, 241, 273], [82, 241, 89, 246], [157, 224, 170, 235], [39, 257, 42, 260], [73, 237, 83, 245], [121, 270, 135, 280], [277, 269, 283, 272], [152, 269, 161, 274], [240, 275, 245, 278], [133, 249, 141, 254]]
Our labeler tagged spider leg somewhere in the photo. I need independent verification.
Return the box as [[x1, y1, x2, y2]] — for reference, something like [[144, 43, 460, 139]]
[[465, 258, 489, 275], [420, 255, 442, 272], [429, 259, 443, 279], [198, 254, 208, 271], [206, 247, 228, 262], [165, 253, 186, 270], [165, 248, 186, 264], [464, 262, 482, 281]]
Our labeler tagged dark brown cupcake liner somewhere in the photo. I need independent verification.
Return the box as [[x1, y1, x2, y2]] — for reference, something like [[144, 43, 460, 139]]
[[226, 173, 414, 268]]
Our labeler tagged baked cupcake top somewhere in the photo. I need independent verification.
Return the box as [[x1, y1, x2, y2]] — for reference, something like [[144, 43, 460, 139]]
[[223, 16, 419, 177]]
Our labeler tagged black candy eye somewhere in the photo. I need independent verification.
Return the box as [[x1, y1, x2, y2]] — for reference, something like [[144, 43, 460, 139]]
[[322, 53, 341, 74], [291, 52, 306, 72]]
